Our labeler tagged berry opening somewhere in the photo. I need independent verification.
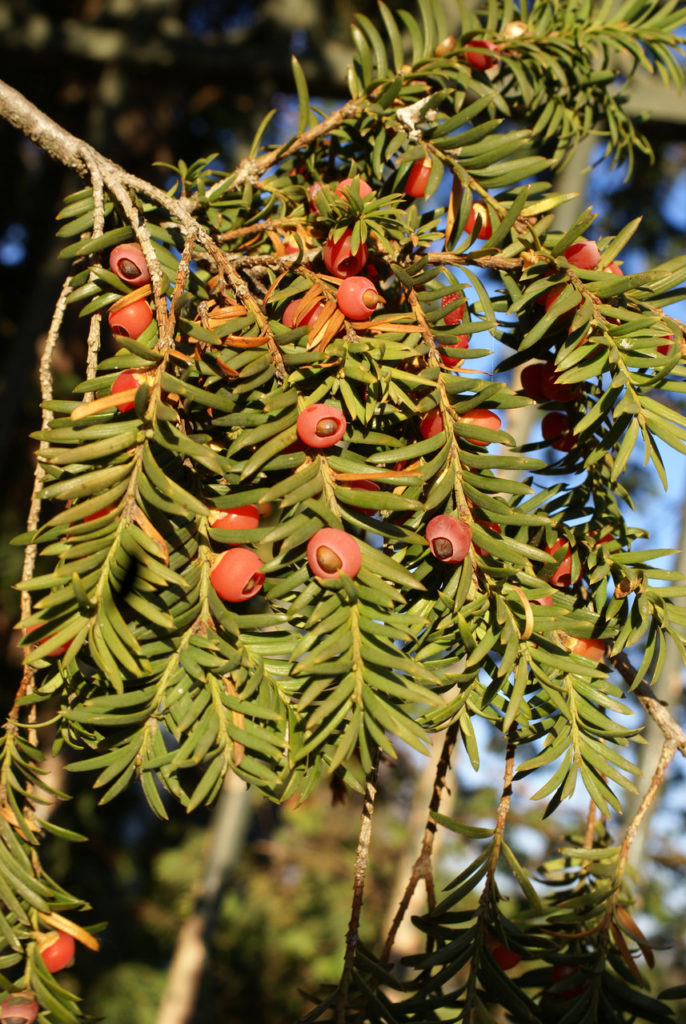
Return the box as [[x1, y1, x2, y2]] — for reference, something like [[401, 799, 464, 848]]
[[433, 537, 454, 560], [316, 545, 343, 573], [362, 289, 378, 310], [315, 417, 339, 437], [118, 257, 141, 279]]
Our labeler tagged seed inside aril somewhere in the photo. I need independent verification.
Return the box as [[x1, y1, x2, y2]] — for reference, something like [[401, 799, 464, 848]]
[[315, 417, 339, 437], [362, 289, 378, 310], [316, 545, 342, 572], [119, 258, 141, 279], [433, 537, 454, 559], [339, 257, 356, 272], [243, 574, 260, 594]]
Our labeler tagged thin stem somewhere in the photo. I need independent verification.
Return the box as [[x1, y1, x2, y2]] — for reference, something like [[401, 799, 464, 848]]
[[612, 652, 686, 757], [382, 721, 458, 961], [614, 737, 677, 887], [336, 754, 379, 1023]]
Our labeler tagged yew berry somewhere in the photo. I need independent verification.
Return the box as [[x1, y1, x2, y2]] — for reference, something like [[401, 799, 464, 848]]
[[282, 297, 325, 329], [419, 409, 444, 439], [464, 202, 492, 239], [108, 298, 153, 338], [465, 39, 500, 71], [491, 943, 522, 971], [307, 528, 362, 580], [607, 261, 623, 275], [25, 625, 69, 658], [434, 34, 457, 57], [297, 404, 347, 448], [306, 182, 325, 212], [473, 521, 502, 557], [39, 930, 75, 973], [520, 362, 547, 400], [458, 408, 502, 445], [565, 239, 600, 270], [210, 505, 260, 532], [210, 548, 265, 603], [503, 20, 528, 39], [322, 230, 368, 278], [533, 593, 554, 607], [405, 157, 433, 198], [0, 992, 39, 1024], [540, 362, 581, 403], [426, 515, 472, 563], [441, 292, 466, 325], [344, 479, 381, 513], [83, 504, 115, 523], [111, 370, 149, 413], [109, 243, 151, 287], [335, 177, 373, 199], [438, 336, 468, 368], [551, 964, 588, 997], [658, 334, 673, 355], [546, 537, 582, 588], [567, 636, 606, 662], [541, 410, 574, 451], [337, 276, 379, 320]]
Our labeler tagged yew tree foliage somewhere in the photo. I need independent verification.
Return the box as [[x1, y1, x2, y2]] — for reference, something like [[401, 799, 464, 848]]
[[2, 0, 686, 1020]]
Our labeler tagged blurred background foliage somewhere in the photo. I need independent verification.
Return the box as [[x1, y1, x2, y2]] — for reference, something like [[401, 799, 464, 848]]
[[1, 2, 686, 1021]]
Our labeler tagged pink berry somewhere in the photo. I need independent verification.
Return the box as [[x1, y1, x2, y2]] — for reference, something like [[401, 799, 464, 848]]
[[111, 370, 149, 413], [109, 243, 150, 287], [297, 404, 347, 448], [282, 298, 325, 329], [545, 537, 581, 588], [336, 276, 379, 320], [307, 528, 361, 579], [404, 157, 433, 198], [464, 202, 492, 239], [465, 39, 500, 71], [458, 408, 502, 445], [335, 177, 373, 199], [426, 515, 472, 563], [0, 992, 39, 1024], [564, 240, 601, 270], [441, 292, 466, 325], [108, 298, 153, 338], [210, 549, 265, 602], [322, 230, 368, 278]]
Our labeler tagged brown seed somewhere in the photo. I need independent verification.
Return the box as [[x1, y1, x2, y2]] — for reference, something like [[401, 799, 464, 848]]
[[118, 257, 141, 279], [315, 417, 339, 437], [362, 289, 378, 310], [433, 537, 454, 560], [316, 545, 342, 573], [434, 34, 457, 57]]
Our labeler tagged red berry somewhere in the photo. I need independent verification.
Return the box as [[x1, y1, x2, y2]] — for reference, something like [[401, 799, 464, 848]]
[[419, 409, 444, 439], [533, 593, 554, 607], [307, 528, 361, 579], [473, 521, 501, 557], [282, 298, 325, 329], [441, 292, 466, 325], [210, 548, 265, 603], [465, 39, 500, 71], [464, 202, 492, 239], [322, 230, 368, 278], [39, 930, 75, 973], [426, 515, 472, 563], [658, 334, 673, 355], [404, 157, 433, 198], [564, 240, 600, 270], [337, 276, 379, 320], [520, 362, 547, 400], [306, 182, 325, 212], [343, 479, 381, 513], [607, 261, 623, 275], [541, 410, 574, 451], [297, 404, 347, 448], [458, 408, 502, 445], [335, 177, 373, 199], [491, 943, 522, 971], [438, 336, 468, 368], [539, 362, 581, 403], [111, 370, 149, 413], [567, 636, 606, 662], [210, 505, 260, 531], [108, 298, 153, 338], [25, 625, 69, 658], [83, 504, 116, 523], [0, 992, 39, 1024], [551, 964, 588, 997], [545, 537, 582, 588], [109, 243, 150, 287]]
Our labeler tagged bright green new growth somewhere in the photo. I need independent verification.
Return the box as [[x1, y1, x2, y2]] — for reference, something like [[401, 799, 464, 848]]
[[2, 0, 686, 1020]]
